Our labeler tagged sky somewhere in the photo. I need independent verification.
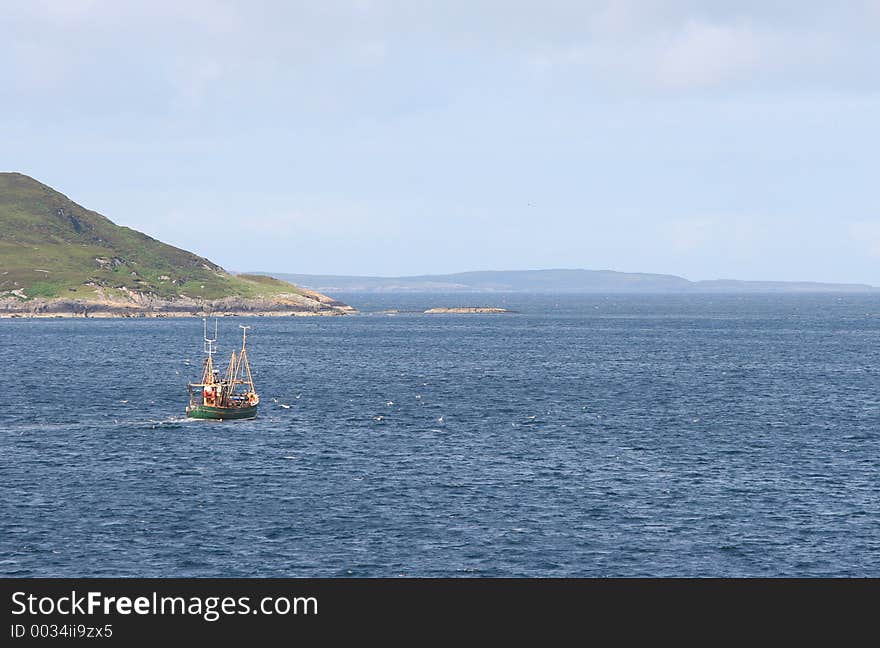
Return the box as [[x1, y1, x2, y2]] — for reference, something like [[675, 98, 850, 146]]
[[2, 1, 880, 283]]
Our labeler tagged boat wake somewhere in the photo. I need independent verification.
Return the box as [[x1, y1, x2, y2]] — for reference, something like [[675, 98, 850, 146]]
[[144, 415, 199, 430]]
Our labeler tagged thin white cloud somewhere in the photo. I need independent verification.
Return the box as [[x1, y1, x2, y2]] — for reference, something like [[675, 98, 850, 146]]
[[5, 1, 879, 101], [654, 21, 766, 89]]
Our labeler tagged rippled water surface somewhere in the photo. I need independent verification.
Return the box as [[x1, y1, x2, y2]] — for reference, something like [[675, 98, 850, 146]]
[[2, 294, 879, 576]]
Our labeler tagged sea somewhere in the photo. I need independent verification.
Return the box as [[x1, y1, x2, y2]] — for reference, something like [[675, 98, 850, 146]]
[[1, 293, 878, 577]]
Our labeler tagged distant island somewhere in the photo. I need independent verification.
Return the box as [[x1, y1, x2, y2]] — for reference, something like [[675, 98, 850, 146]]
[[259, 269, 879, 295], [424, 307, 513, 314], [0, 173, 354, 317]]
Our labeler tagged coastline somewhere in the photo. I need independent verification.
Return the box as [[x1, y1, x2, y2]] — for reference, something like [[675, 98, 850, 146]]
[[0, 295, 357, 318], [0, 311, 351, 318]]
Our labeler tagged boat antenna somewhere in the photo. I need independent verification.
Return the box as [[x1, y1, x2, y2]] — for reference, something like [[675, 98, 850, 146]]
[[204, 317, 218, 358]]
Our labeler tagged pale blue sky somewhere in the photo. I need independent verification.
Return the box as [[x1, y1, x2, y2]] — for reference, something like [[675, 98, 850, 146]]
[[3, 1, 879, 283]]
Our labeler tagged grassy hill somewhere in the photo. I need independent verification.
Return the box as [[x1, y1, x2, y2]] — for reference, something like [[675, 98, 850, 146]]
[[0, 173, 315, 305]]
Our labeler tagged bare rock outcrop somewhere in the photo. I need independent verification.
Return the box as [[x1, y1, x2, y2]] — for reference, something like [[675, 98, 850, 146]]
[[0, 292, 356, 318]]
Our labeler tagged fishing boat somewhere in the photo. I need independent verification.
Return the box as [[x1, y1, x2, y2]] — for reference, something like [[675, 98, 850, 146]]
[[186, 319, 259, 420]]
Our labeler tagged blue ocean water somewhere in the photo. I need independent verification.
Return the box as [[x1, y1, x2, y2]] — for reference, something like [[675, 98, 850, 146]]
[[1, 293, 878, 577]]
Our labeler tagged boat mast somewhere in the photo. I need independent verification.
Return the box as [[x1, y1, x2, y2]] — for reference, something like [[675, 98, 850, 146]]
[[225, 350, 237, 384], [201, 317, 218, 384], [239, 325, 255, 393]]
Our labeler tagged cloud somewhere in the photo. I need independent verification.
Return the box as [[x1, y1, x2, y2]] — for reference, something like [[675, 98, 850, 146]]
[[519, 2, 877, 95], [523, 19, 773, 92], [5, 1, 879, 105], [654, 21, 766, 89]]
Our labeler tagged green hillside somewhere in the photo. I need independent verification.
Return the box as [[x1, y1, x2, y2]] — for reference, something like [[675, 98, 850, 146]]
[[0, 173, 310, 302]]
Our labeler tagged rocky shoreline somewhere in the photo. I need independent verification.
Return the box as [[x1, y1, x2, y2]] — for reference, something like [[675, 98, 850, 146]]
[[0, 294, 357, 318]]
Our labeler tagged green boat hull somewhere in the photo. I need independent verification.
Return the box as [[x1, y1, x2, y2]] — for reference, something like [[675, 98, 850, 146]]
[[186, 404, 258, 420]]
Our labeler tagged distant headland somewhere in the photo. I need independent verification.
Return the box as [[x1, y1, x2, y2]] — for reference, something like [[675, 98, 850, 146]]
[[260, 269, 879, 295], [0, 173, 354, 318]]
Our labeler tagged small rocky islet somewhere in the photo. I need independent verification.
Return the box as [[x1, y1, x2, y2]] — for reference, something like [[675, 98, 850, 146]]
[[423, 307, 514, 314]]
